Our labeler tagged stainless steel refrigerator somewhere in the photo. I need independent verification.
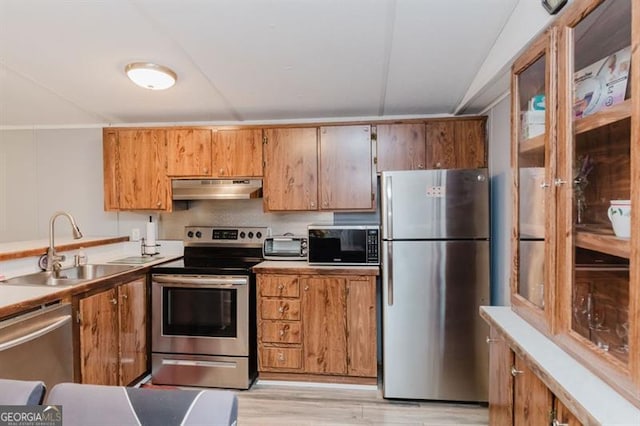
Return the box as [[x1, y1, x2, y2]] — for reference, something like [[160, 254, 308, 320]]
[[381, 168, 490, 401]]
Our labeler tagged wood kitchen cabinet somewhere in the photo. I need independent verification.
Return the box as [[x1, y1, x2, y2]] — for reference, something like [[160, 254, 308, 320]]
[[318, 125, 375, 210], [488, 326, 583, 425], [263, 126, 375, 211], [504, 0, 640, 408], [425, 119, 486, 169], [77, 276, 147, 386], [263, 127, 318, 211], [166, 128, 212, 176], [376, 119, 486, 172], [487, 328, 513, 426], [256, 270, 377, 383], [376, 123, 426, 171], [212, 129, 263, 178], [103, 129, 170, 211]]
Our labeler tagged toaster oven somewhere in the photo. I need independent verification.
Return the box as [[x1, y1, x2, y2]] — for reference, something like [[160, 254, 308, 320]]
[[263, 235, 308, 260]]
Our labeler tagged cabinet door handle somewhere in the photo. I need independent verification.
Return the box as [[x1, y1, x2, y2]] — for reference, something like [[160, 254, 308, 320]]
[[540, 182, 551, 188], [277, 284, 284, 291], [110, 298, 118, 305], [552, 420, 569, 426], [278, 352, 285, 361], [304, 285, 309, 291], [156, 201, 162, 207], [554, 178, 567, 186], [486, 337, 499, 344], [121, 294, 128, 300], [511, 366, 523, 376]]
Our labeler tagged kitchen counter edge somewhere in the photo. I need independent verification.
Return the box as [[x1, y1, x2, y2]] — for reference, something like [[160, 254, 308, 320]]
[[253, 260, 379, 276]]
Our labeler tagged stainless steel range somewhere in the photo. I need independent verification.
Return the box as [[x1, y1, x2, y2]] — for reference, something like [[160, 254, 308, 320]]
[[150, 226, 267, 389]]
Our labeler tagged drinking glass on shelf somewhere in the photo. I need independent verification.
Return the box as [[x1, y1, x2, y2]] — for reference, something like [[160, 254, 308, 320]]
[[588, 295, 608, 331], [615, 321, 629, 353], [572, 294, 588, 327]]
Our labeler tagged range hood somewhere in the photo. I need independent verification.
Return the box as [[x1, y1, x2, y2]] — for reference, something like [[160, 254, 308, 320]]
[[172, 179, 262, 200]]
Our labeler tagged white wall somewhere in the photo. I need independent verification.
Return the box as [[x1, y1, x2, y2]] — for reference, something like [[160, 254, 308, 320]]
[[0, 128, 152, 242], [486, 95, 512, 306], [457, 0, 572, 111]]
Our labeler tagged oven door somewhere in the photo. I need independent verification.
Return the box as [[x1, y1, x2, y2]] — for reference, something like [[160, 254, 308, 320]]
[[152, 275, 249, 356]]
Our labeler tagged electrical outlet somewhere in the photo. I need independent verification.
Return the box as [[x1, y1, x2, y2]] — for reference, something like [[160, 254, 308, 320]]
[[131, 228, 141, 241]]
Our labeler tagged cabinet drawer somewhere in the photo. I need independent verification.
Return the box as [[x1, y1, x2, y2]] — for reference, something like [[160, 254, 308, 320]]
[[260, 347, 302, 370], [261, 321, 302, 344], [260, 299, 301, 320], [259, 276, 299, 298]]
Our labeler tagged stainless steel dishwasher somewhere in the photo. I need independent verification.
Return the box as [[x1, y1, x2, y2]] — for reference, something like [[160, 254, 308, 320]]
[[0, 303, 74, 391]]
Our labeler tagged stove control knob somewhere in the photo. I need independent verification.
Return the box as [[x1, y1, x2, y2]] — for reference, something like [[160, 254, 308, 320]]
[[256, 231, 262, 239], [187, 231, 194, 238], [248, 232, 254, 239], [195, 231, 202, 238], [239, 231, 246, 239]]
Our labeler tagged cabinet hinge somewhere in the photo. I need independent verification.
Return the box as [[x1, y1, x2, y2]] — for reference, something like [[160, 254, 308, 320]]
[[76, 310, 81, 324], [371, 193, 375, 202], [263, 135, 268, 145], [373, 156, 378, 165]]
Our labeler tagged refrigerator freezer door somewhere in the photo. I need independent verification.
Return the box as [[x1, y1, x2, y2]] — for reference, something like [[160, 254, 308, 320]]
[[381, 169, 489, 240], [382, 240, 489, 401]]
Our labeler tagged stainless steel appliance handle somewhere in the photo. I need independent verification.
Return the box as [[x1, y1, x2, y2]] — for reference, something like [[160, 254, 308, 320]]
[[161, 359, 237, 369], [0, 315, 71, 352], [385, 175, 393, 238], [387, 241, 393, 306], [152, 275, 248, 286]]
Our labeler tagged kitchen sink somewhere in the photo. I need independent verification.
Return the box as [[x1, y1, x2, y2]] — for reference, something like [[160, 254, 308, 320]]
[[1, 264, 136, 287]]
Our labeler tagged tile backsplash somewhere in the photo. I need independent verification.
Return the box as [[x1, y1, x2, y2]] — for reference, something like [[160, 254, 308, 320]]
[[158, 199, 333, 239]]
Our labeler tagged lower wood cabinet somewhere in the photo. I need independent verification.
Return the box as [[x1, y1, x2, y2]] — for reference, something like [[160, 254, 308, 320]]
[[256, 272, 377, 383], [488, 327, 583, 426], [76, 276, 147, 386]]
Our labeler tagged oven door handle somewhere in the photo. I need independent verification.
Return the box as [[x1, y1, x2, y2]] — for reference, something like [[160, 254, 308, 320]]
[[152, 275, 248, 286]]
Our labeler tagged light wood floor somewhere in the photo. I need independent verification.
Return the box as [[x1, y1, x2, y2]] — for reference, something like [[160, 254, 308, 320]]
[[235, 381, 488, 425]]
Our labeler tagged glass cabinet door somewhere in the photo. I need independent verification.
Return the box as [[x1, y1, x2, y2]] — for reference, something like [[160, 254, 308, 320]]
[[556, 0, 634, 393], [511, 28, 557, 332]]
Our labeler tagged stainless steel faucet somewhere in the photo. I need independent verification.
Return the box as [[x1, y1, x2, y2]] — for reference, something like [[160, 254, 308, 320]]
[[46, 211, 83, 272]]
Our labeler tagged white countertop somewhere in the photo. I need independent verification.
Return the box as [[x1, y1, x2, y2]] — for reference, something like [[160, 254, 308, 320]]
[[255, 260, 380, 272], [481, 306, 640, 425]]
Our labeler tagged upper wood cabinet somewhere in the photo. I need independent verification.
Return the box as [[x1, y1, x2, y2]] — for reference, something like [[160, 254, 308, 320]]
[[508, 0, 640, 407], [376, 123, 426, 171], [212, 129, 263, 178], [165, 129, 212, 176], [376, 119, 486, 172], [425, 119, 486, 169], [319, 125, 374, 210], [263, 127, 318, 211], [103, 129, 170, 211], [263, 125, 375, 211]]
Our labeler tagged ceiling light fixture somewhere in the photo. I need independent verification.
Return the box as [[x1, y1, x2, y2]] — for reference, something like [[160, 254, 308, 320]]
[[125, 62, 177, 90]]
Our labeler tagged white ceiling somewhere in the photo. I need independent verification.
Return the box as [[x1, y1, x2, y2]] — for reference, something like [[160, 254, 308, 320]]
[[0, 0, 519, 127]]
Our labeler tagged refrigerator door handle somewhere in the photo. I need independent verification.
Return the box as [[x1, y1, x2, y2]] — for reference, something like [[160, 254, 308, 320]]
[[387, 241, 393, 306], [385, 175, 393, 238]]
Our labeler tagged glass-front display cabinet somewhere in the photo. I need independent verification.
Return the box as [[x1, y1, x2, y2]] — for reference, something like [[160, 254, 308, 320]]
[[511, 27, 558, 334], [554, 0, 637, 404]]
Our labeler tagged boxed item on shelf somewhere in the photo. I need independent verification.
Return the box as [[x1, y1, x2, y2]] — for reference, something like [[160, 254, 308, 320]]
[[522, 123, 545, 139], [574, 45, 631, 119], [528, 94, 545, 111], [521, 110, 545, 139]]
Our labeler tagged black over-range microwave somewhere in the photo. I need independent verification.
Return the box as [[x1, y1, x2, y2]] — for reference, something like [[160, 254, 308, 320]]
[[307, 224, 379, 265]]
